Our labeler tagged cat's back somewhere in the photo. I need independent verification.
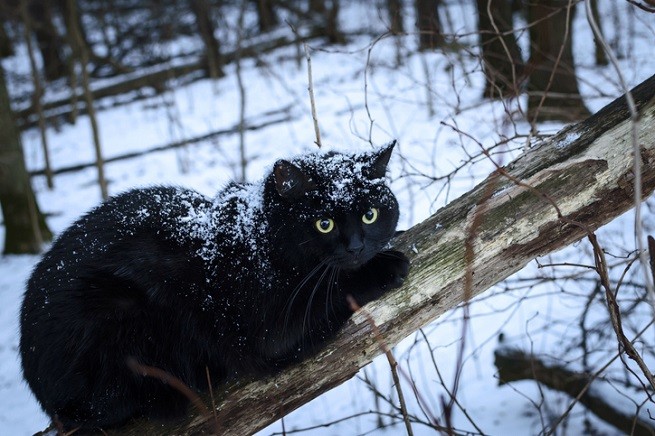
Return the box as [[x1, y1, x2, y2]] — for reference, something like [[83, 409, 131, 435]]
[[19, 186, 231, 428], [22, 185, 214, 317], [33, 185, 209, 268]]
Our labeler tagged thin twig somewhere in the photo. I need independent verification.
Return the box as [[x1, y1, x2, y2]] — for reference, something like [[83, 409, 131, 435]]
[[485, 0, 519, 97], [418, 329, 485, 434], [304, 43, 322, 148], [19, 0, 53, 189], [66, 0, 108, 200], [126, 358, 211, 418], [347, 294, 413, 436], [529, 0, 575, 127], [443, 119, 655, 394], [445, 130, 503, 433], [626, 0, 655, 13], [363, 33, 390, 146], [236, 1, 248, 182], [205, 366, 218, 425], [546, 318, 655, 435], [587, 232, 655, 392], [126, 358, 221, 434], [584, 0, 655, 314]]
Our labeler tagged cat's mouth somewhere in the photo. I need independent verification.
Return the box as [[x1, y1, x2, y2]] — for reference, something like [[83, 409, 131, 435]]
[[340, 259, 365, 270], [329, 253, 373, 270]]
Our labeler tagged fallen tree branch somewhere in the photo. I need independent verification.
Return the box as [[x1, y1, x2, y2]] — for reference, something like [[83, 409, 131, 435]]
[[16, 30, 328, 130], [36, 74, 655, 435], [494, 347, 655, 435], [28, 106, 293, 178]]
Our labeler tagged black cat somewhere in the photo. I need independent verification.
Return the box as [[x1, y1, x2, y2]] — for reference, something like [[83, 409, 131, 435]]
[[19, 142, 410, 431]]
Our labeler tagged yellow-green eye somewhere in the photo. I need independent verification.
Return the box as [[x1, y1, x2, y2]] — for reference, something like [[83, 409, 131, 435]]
[[315, 218, 334, 233], [362, 208, 378, 224]]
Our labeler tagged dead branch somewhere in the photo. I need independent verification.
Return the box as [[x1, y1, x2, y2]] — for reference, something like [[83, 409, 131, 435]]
[[35, 73, 655, 435], [28, 106, 293, 178], [303, 43, 322, 148], [16, 31, 329, 131], [494, 347, 655, 435]]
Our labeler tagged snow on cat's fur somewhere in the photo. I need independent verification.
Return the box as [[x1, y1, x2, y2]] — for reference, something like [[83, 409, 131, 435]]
[[19, 142, 409, 431]]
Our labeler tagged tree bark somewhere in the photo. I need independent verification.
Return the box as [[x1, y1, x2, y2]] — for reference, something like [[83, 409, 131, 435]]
[[415, 0, 444, 50], [494, 347, 655, 435], [252, 0, 278, 32], [189, 0, 224, 79], [387, 0, 404, 34], [0, 19, 14, 58], [27, 0, 67, 81], [0, 66, 52, 254], [38, 73, 655, 434], [20, 0, 54, 189], [65, 0, 108, 201], [308, 0, 346, 44], [526, 0, 591, 122], [588, 0, 608, 66], [16, 29, 325, 130], [476, 0, 523, 99]]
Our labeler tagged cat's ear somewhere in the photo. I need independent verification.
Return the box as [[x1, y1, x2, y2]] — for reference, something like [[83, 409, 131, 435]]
[[365, 140, 396, 179], [274, 160, 316, 199]]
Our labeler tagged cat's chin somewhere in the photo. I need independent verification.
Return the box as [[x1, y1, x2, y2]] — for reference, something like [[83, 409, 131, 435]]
[[329, 255, 373, 271], [337, 260, 365, 271]]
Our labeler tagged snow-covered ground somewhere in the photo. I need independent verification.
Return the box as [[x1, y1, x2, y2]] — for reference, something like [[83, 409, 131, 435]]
[[2, 2, 655, 434]]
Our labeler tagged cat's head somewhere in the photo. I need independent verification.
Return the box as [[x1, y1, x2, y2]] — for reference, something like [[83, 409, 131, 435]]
[[265, 142, 399, 270]]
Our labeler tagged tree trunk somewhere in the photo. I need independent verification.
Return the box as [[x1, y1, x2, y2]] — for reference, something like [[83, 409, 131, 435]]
[[189, 0, 224, 79], [252, 0, 278, 32], [415, 0, 444, 51], [308, 0, 346, 44], [65, 0, 108, 201], [0, 20, 14, 58], [526, 0, 591, 122], [588, 0, 608, 66], [494, 347, 655, 435], [56, 73, 655, 436], [17, 30, 326, 130], [20, 0, 54, 189], [387, 0, 404, 34], [27, 0, 67, 81], [0, 66, 52, 254], [476, 0, 523, 99]]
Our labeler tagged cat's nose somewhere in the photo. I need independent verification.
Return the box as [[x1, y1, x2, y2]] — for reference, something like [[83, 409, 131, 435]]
[[346, 238, 364, 255]]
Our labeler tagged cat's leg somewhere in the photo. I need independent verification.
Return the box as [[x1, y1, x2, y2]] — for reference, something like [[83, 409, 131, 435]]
[[48, 361, 143, 432], [344, 250, 410, 306], [282, 251, 409, 362]]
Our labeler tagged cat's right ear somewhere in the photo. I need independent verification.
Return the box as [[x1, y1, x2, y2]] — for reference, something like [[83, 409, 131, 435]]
[[365, 140, 396, 180], [274, 160, 315, 199]]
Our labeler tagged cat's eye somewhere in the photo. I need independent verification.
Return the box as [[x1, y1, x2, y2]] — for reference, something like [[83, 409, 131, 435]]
[[362, 208, 379, 224], [315, 218, 335, 233]]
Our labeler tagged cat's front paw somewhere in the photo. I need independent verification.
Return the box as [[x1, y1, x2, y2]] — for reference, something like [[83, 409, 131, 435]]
[[377, 250, 410, 291]]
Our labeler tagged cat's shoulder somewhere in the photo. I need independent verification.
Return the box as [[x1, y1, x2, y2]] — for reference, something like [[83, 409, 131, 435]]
[[82, 185, 208, 223]]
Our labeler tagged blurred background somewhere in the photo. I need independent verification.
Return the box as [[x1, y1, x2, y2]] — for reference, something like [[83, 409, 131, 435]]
[[1, 1, 654, 434]]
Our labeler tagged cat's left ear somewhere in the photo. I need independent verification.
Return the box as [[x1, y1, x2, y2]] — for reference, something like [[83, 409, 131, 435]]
[[364, 140, 396, 180], [274, 160, 316, 199]]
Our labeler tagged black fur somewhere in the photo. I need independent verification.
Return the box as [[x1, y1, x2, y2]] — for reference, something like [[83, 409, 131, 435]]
[[19, 143, 410, 431]]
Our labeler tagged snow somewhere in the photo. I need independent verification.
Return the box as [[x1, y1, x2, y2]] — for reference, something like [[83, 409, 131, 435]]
[[2, 1, 655, 435], [555, 130, 582, 149]]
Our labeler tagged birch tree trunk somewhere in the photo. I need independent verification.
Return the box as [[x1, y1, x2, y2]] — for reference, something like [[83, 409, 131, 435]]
[[38, 73, 655, 435]]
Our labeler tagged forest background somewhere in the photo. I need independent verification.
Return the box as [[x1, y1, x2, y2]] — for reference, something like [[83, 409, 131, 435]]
[[1, 0, 655, 434]]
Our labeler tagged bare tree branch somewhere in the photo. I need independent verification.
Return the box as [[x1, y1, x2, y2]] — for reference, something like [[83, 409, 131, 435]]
[[494, 347, 655, 435], [36, 73, 655, 436]]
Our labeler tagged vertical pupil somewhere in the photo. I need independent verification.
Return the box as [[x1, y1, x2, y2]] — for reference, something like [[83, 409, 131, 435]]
[[366, 210, 374, 220], [321, 219, 330, 229]]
